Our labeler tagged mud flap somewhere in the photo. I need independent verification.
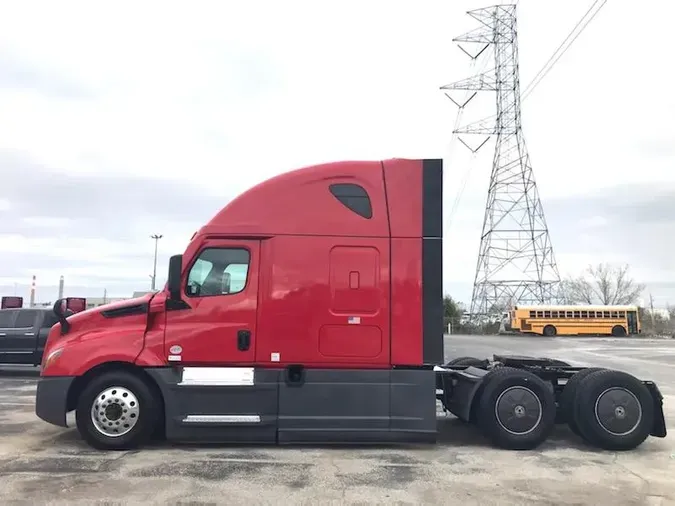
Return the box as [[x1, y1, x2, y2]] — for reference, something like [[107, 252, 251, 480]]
[[644, 381, 667, 438]]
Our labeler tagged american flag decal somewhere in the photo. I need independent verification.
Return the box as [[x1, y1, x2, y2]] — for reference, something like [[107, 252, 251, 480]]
[[347, 316, 361, 324]]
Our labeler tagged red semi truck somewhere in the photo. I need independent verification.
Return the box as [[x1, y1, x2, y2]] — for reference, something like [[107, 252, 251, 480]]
[[35, 158, 666, 451]]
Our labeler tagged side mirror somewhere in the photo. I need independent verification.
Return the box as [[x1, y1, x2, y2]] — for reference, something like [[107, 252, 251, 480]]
[[168, 254, 183, 300], [222, 272, 231, 294], [52, 298, 71, 335]]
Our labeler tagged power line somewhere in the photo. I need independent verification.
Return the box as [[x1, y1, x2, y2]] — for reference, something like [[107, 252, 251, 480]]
[[444, 50, 492, 230], [522, 0, 608, 101], [521, 0, 602, 97], [443, 0, 609, 234]]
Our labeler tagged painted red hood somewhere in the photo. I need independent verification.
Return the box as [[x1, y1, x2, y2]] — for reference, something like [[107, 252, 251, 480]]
[[68, 292, 155, 321]]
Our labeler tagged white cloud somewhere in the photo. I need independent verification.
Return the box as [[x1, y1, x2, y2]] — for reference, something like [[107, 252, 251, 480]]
[[0, 0, 673, 305], [579, 216, 608, 229]]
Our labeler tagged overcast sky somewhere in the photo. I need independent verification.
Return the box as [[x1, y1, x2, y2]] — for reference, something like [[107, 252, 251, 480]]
[[0, 0, 673, 307]]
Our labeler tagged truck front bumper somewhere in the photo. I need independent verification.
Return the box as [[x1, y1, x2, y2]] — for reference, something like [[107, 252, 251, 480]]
[[35, 376, 75, 428]]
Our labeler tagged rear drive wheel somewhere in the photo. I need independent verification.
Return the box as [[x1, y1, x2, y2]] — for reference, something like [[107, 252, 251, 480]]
[[559, 367, 605, 434], [446, 356, 488, 368], [76, 370, 160, 450], [612, 325, 627, 337], [438, 356, 489, 391], [547, 359, 571, 367], [476, 367, 556, 450], [542, 325, 557, 337], [573, 369, 654, 451]]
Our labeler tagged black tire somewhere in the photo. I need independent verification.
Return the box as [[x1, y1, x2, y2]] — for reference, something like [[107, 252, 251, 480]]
[[559, 367, 605, 433], [438, 357, 487, 390], [612, 325, 627, 337], [546, 358, 571, 367], [573, 369, 654, 451], [542, 325, 557, 337], [446, 356, 487, 367], [76, 370, 161, 451], [476, 367, 556, 450]]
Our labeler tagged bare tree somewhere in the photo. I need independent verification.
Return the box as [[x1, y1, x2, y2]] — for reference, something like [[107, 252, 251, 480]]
[[560, 263, 645, 305]]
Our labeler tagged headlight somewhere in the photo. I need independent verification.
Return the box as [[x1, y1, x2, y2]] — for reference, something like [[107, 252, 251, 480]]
[[43, 348, 64, 370]]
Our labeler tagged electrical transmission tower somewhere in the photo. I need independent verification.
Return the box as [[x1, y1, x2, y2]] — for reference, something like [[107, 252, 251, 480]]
[[441, 4, 561, 319]]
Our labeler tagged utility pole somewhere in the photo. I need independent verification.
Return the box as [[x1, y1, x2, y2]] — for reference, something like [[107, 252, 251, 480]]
[[649, 293, 656, 329], [150, 234, 163, 291], [29, 275, 36, 308], [441, 4, 560, 322]]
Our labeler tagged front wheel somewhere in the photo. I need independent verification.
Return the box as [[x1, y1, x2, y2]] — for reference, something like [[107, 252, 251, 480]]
[[76, 371, 161, 450]]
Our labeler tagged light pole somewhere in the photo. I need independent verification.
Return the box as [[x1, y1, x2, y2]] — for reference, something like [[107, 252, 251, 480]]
[[150, 234, 163, 291]]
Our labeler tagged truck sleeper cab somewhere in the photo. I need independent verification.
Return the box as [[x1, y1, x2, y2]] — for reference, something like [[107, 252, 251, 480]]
[[34, 158, 666, 452]]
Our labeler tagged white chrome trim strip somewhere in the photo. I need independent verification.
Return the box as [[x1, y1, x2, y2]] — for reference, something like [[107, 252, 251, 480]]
[[178, 367, 254, 386], [182, 415, 260, 423]]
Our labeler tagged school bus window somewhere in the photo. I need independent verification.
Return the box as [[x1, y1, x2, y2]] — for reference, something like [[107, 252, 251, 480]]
[[611, 311, 618, 318], [552, 311, 558, 318], [581, 311, 588, 318], [530, 310, 536, 318], [544, 311, 551, 318], [536, 311, 543, 317], [619, 311, 625, 318]]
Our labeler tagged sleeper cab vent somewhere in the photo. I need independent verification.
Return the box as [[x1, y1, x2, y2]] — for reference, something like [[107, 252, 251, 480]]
[[329, 183, 372, 219], [101, 303, 148, 319]]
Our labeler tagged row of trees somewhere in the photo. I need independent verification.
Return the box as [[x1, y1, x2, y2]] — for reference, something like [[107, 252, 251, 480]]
[[444, 263, 674, 336]]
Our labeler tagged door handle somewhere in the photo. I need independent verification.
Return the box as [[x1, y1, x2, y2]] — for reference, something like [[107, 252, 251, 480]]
[[237, 330, 251, 351]]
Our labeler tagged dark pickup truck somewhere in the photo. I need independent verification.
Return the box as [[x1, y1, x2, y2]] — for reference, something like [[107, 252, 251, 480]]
[[0, 308, 60, 365]]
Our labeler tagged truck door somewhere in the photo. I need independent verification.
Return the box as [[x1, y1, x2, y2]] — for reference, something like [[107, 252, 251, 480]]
[[160, 239, 277, 443], [164, 239, 260, 365], [0, 309, 38, 364], [0, 310, 17, 361]]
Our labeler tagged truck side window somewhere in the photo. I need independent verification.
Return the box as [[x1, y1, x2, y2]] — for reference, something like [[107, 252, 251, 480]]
[[14, 310, 38, 328], [41, 312, 60, 328], [186, 247, 250, 297], [0, 310, 16, 328], [329, 183, 372, 219]]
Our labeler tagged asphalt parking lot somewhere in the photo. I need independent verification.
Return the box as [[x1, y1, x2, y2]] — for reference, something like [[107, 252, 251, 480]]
[[0, 335, 673, 505]]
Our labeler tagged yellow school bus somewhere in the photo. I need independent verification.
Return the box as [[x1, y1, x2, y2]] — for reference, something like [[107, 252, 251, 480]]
[[507, 305, 641, 337]]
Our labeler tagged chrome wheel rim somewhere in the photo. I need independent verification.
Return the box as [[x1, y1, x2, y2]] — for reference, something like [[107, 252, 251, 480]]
[[90, 386, 140, 437]]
